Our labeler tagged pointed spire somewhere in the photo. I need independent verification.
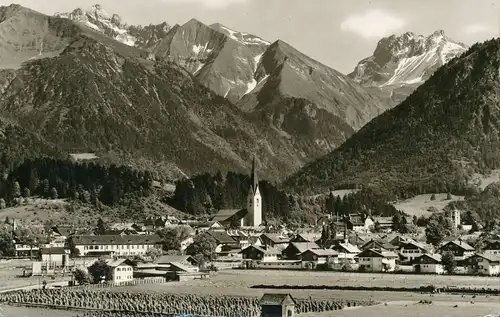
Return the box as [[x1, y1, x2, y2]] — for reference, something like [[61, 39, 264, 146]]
[[251, 155, 259, 193]]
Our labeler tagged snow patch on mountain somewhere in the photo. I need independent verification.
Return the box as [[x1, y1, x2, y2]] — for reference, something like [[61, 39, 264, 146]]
[[56, 5, 138, 46], [214, 24, 270, 46], [349, 30, 468, 90]]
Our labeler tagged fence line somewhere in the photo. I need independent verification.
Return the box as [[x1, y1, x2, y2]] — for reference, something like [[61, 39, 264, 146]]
[[70, 277, 167, 290]]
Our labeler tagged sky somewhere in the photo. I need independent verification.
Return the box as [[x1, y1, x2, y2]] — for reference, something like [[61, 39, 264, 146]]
[[2, 0, 499, 74]]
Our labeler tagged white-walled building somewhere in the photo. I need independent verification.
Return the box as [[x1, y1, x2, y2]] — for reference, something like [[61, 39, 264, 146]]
[[106, 259, 134, 284], [357, 248, 398, 272], [466, 253, 500, 276], [399, 241, 428, 263], [483, 240, 500, 257], [71, 234, 162, 257], [413, 254, 444, 274]]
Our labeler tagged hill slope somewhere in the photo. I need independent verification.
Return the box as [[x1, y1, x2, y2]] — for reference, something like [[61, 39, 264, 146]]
[[349, 30, 467, 106], [237, 40, 386, 130], [284, 38, 500, 196], [0, 4, 367, 181]]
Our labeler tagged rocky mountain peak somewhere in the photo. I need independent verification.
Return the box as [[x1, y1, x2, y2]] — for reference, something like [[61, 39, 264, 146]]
[[348, 30, 468, 106]]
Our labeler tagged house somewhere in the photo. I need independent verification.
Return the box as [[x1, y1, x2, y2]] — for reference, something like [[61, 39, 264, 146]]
[[346, 214, 373, 233], [227, 230, 251, 249], [40, 247, 69, 266], [71, 234, 162, 257], [412, 254, 444, 274], [240, 245, 280, 262], [14, 241, 40, 257], [466, 253, 500, 276], [300, 249, 339, 264], [439, 240, 475, 261], [182, 220, 223, 232], [259, 293, 296, 317], [282, 242, 320, 260], [290, 233, 321, 244], [105, 259, 134, 284], [357, 248, 398, 272], [206, 230, 240, 257], [260, 233, 290, 249], [211, 209, 248, 227], [51, 226, 76, 238], [373, 217, 394, 232], [330, 240, 361, 259], [360, 239, 397, 252], [386, 234, 413, 247], [399, 241, 428, 263], [157, 255, 199, 266], [483, 240, 500, 257]]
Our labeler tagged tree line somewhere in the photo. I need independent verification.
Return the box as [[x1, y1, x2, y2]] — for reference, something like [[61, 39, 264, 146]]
[[0, 158, 153, 207]]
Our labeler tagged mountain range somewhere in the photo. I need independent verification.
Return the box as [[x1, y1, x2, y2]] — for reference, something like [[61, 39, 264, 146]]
[[0, 2, 478, 191], [349, 30, 468, 106], [285, 39, 500, 197]]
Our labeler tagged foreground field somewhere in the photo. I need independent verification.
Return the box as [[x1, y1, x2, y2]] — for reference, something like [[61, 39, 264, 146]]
[[1, 305, 80, 317], [300, 301, 500, 317], [107, 270, 500, 304]]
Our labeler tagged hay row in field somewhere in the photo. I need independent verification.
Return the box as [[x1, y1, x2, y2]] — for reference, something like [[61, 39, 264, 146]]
[[0, 288, 377, 315], [251, 284, 500, 295]]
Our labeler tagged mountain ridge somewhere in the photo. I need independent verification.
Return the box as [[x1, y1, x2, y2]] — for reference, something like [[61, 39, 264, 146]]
[[348, 30, 468, 106], [284, 38, 500, 197]]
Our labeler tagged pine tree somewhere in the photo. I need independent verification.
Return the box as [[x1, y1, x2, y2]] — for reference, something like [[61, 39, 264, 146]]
[[50, 187, 58, 199]]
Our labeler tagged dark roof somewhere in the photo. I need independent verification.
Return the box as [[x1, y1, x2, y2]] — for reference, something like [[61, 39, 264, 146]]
[[71, 234, 161, 245], [440, 240, 474, 251], [287, 242, 320, 254], [259, 293, 296, 306], [260, 233, 290, 244], [52, 226, 75, 237], [240, 245, 281, 255], [469, 253, 500, 263], [206, 231, 236, 244], [357, 248, 398, 258], [211, 209, 247, 222], [302, 249, 339, 257], [41, 247, 66, 255], [157, 255, 199, 265]]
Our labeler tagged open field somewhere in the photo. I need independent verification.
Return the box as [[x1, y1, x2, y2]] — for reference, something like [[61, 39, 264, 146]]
[[1, 305, 80, 317], [105, 270, 500, 304], [300, 301, 500, 317], [0, 198, 75, 225], [472, 169, 500, 190], [392, 193, 464, 217], [0, 259, 70, 292]]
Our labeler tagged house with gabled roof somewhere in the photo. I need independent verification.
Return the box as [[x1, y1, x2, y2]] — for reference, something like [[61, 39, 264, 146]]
[[399, 241, 429, 263], [282, 242, 320, 260], [259, 293, 296, 317], [290, 233, 321, 244], [70, 234, 162, 257], [483, 239, 500, 257], [439, 240, 475, 261], [157, 255, 199, 266], [105, 258, 135, 284], [412, 253, 444, 274], [360, 238, 397, 252], [260, 233, 290, 248], [346, 213, 374, 233], [240, 245, 280, 262], [466, 253, 500, 276], [330, 240, 361, 259], [373, 217, 394, 232], [210, 209, 248, 227], [357, 248, 398, 272], [300, 249, 339, 264]]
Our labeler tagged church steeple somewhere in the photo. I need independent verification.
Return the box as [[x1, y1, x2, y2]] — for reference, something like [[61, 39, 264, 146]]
[[251, 155, 259, 193]]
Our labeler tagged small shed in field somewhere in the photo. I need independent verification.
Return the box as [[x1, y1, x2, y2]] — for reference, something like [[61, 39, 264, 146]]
[[259, 293, 296, 317]]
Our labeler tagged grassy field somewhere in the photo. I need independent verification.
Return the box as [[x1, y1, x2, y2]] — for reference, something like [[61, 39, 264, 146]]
[[0, 305, 80, 317], [0, 259, 70, 292], [103, 270, 500, 304], [392, 193, 464, 218], [300, 301, 500, 317], [0, 199, 76, 225]]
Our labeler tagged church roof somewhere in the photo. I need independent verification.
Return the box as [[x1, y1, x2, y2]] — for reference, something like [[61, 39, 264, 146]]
[[211, 209, 247, 222], [250, 155, 259, 194]]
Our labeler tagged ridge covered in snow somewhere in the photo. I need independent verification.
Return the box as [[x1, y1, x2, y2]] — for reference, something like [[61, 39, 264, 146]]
[[55, 4, 171, 48], [348, 30, 468, 104]]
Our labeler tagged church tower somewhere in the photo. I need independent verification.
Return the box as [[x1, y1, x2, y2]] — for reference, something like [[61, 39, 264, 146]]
[[245, 156, 262, 227]]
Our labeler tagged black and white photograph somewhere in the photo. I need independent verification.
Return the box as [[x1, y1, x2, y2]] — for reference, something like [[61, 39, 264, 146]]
[[0, 0, 499, 316]]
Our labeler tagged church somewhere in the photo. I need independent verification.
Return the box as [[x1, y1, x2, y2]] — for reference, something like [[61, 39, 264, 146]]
[[210, 156, 263, 228]]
